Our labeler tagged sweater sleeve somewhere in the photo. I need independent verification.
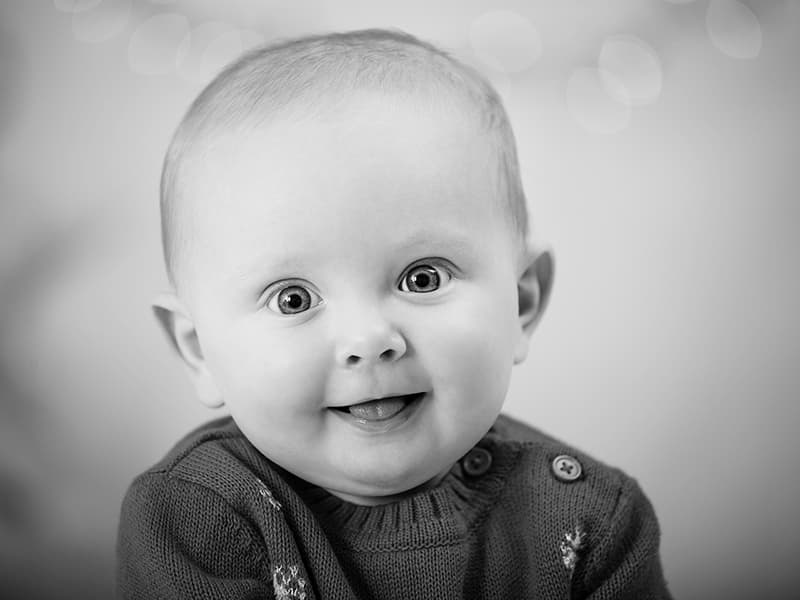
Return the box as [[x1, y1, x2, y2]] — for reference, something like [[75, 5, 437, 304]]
[[575, 476, 673, 600], [117, 472, 271, 600]]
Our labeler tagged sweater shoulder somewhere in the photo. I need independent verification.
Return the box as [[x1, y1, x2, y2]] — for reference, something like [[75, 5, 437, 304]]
[[130, 416, 276, 508], [491, 412, 642, 515], [491, 415, 669, 597], [145, 415, 245, 474]]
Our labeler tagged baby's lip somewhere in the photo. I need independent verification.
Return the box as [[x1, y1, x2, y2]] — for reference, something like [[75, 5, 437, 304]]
[[328, 392, 428, 428], [328, 391, 426, 411]]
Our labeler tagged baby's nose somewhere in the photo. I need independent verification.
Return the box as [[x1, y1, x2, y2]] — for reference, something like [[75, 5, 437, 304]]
[[336, 325, 407, 368]]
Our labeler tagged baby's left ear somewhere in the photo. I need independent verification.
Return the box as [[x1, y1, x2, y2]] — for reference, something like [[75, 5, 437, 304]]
[[514, 246, 554, 364]]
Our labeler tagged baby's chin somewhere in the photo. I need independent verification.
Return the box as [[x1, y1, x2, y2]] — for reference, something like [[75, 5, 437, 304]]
[[322, 468, 451, 507]]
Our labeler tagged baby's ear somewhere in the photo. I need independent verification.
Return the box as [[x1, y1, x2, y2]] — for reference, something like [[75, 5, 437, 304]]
[[513, 246, 554, 364], [152, 292, 224, 408]]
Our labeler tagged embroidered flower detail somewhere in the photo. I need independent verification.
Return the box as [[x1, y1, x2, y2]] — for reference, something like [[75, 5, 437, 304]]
[[560, 525, 585, 572], [272, 565, 307, 600], [256, 479, 282, 510]]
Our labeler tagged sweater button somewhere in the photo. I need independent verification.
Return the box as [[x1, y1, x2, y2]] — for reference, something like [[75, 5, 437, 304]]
[[462, 447, 492, 477], [551, 454, 582, 482]]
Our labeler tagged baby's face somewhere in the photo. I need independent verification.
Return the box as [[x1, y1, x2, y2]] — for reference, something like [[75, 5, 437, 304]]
[[178, 94, 527, 504]]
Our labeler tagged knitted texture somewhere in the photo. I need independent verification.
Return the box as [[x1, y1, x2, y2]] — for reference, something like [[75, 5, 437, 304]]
[[117, 414, 672, 599]]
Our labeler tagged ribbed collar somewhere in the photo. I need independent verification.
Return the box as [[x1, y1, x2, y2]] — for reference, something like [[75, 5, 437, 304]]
[[285, 433, 522, 552]]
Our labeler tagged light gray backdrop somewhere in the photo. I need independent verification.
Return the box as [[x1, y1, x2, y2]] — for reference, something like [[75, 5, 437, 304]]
[[1, 1, 798, 598]]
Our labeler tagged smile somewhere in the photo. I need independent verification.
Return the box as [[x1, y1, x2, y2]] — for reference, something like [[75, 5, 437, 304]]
[[329, 392, 426, 433]]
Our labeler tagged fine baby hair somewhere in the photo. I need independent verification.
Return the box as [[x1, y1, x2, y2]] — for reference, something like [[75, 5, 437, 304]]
[[159, 28, 528, 288]]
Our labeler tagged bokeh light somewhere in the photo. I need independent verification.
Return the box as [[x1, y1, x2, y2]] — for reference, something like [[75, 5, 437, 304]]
[[54, 0, 101, 13], [706, 0, 762, 59], [128, 13, 190, 76], [176, 22, 265, 85], [566, 67, 631, 134], [598, 35, 663, 106], [202, 31, 245, 73], [71, 0, 131, 44], [469, 10, 542, 74]]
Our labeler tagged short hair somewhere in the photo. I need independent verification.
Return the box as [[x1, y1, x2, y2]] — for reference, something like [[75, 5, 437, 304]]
[[160, 28, 529, 286]]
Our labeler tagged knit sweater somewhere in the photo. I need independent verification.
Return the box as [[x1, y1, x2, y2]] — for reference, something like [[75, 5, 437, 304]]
[[116, 413, 672, 599]]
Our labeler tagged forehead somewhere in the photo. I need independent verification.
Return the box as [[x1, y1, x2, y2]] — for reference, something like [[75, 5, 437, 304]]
[[178, 93, 507, 285], [193, 93, 489, 184]]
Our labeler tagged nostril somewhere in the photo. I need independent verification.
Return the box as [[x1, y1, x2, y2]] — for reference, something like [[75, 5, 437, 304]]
[[346, 355, 361, 366], [379, 349, 395, 361]]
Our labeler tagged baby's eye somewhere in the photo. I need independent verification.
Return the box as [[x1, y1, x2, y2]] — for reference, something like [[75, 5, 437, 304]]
[[265, 283, 323, 315], [399, 263, 451, 293]]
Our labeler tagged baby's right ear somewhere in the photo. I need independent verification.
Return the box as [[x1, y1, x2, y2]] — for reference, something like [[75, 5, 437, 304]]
[[152, 293, 224, 408]]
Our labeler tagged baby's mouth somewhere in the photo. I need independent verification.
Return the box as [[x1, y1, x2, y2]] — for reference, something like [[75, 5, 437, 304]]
[[332, 392, 425, 422]]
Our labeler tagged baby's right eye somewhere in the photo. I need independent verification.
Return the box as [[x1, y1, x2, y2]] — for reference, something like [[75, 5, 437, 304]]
[[264, 282, 323, 315]]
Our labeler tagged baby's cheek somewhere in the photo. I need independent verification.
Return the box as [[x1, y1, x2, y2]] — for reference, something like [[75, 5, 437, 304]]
[[260, 335, 330, 394], [218, 324, 330, 407], [419, 301, 516, 395]]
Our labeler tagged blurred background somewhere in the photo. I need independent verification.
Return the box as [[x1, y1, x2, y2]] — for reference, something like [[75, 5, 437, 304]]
[[1, 1, 798, 598]]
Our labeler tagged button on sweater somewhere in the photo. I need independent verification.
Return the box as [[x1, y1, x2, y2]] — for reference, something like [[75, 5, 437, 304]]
[[117, 414, 672, 599]]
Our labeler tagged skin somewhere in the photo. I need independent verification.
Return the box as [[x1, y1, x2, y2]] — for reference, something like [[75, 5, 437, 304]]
[[155, 92, 552, 506]]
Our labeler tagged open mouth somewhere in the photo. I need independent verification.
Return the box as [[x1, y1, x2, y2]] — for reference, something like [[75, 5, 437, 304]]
[[331, 392, 426, 422]]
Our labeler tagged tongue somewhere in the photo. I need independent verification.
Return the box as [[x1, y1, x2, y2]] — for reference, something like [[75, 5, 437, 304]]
[[348, 397, 407, 421]]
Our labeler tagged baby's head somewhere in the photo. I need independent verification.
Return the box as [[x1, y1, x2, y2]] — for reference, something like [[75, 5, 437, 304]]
[[155, 29, 553, 505]]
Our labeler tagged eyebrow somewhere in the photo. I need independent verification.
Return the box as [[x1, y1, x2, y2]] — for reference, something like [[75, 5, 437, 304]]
[[228, 254, 306, 287], [391, 228, 478, 258]]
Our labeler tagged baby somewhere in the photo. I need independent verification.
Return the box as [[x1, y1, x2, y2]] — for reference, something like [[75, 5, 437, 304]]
[[117, 29, 671, 599]]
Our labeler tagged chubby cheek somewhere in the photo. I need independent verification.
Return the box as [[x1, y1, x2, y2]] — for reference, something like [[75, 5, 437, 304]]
[[416, 282, 519, 416], [203, 318, 331, 424]]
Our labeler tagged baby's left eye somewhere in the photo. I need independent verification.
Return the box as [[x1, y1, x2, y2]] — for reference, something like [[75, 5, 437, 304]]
[[399, 263, 451, 293]]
